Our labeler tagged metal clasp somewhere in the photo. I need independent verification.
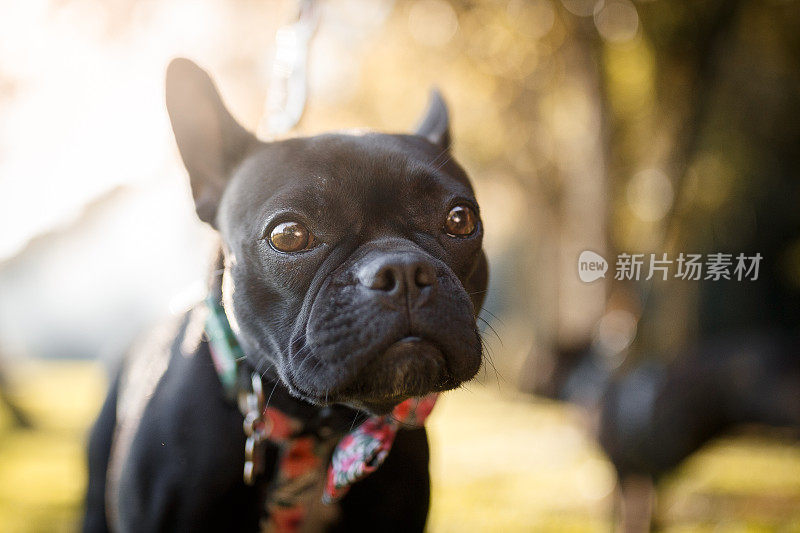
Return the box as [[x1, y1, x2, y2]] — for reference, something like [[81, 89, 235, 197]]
[[239, 372, 270, 485]]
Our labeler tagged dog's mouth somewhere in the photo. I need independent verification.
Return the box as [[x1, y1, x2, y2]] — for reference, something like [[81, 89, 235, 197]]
[[287, 335, 456, 415], [338, 336, 448, 414]]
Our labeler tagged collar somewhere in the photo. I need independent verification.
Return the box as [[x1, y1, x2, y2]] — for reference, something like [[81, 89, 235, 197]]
[[204, 295, 438, 532]]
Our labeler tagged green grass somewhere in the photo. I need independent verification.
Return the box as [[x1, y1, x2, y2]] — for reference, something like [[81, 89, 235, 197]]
[[1, 361, 799, 532], [0, 361, 106, 532]]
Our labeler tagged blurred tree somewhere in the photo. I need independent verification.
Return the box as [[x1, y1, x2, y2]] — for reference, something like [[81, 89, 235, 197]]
[[524, 0, 800, 399], [524, 1, 800, 529]]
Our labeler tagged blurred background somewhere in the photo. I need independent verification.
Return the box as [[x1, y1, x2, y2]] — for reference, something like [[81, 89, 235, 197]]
[[1, 0, 799, 531]]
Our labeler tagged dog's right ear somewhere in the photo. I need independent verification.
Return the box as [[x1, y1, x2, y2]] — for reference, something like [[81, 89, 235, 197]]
[[415, 89, 451, 151], [166, 58, 258, 226]]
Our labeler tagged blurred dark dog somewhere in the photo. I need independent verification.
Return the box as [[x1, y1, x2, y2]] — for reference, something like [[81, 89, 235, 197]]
[[600, 329, 800, 530], [536, 329, 800, 531], [83, 58, 487, 532]]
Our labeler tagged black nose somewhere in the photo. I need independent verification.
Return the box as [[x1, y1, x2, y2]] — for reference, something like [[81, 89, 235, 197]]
[[358, 255, 437, 306]]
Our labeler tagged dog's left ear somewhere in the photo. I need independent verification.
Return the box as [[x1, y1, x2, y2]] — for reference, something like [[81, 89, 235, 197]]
[[415, 89, 451, 151], [166, 58, 259, 226]]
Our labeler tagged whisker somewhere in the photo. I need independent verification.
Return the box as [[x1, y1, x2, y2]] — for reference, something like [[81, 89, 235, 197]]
[[477, 315, 503, 347], [349, 412, 362, 432], [302, 352, 326, 376], [432, 153, 453, 173], [479, 307, 505, 327], [428, 143, 452, 167], [467, 289, 489, 296], [479, 334, 504, 385], [264, 379, 280, 410], [292, 343, 312, 361], [256, 357, 275, 379]]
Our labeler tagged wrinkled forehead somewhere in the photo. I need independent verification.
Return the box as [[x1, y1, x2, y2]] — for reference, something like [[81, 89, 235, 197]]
[[219, 133, 474, 236]]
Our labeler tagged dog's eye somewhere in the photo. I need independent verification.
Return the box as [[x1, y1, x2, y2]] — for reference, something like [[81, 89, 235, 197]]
[[268, 221, 315, 253], [444, 205, 478, 237]]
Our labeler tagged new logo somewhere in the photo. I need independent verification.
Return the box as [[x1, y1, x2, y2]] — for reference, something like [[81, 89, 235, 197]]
[[578, 250, 608, 282]]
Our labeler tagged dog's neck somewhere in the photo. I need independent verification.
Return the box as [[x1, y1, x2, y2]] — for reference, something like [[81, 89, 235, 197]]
[[206, 247, 365, 429], [208, 247, 275, 376]]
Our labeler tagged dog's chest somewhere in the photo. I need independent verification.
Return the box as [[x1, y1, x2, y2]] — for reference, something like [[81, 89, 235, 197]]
[[108, 308, 346, 532]]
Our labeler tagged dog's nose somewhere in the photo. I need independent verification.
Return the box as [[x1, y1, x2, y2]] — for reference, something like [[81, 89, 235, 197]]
[[358, 255, 437, 305]]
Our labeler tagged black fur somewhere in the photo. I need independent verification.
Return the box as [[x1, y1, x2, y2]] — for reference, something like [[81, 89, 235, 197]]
[[83, 58, 487, 532]]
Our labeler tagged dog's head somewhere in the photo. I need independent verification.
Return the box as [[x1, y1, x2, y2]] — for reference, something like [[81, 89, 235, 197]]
[[166, 58, 488, 414]]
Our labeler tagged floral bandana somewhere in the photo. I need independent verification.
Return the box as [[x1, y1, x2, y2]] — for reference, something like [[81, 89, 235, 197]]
[[204, 296, 438, 532], [323, 393, 437, 503]]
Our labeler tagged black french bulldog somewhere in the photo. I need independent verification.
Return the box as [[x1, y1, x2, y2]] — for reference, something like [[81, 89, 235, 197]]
[[83, 58, 488, 532]]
